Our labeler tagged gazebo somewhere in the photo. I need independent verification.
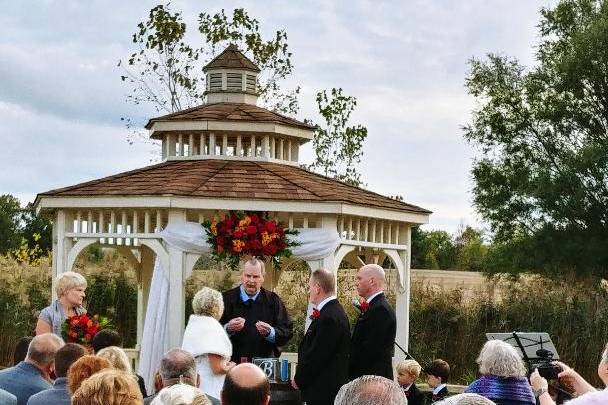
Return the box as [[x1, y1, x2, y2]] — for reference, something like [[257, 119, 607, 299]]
[[34, 44, 431, 366]]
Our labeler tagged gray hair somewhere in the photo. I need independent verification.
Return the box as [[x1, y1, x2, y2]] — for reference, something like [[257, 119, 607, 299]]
[[160, 349, 197, 384], [477, 340, 527, 377], [436, 394, 496, 405], [192, 287, 224, 320], [601, 342, 608, 365], [55, 271, 87, 297], [243, 257, 265, 275], [334, 375, 407, 405], [27, 333, 64, 366], [97, 346, 132, 373], [151, 383, 210, 405], [361, 264, 386, 285]]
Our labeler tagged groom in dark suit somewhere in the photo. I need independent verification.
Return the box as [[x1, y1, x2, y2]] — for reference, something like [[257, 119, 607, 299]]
[[293, 269, 350, 405], [349, 264, 397, 380]]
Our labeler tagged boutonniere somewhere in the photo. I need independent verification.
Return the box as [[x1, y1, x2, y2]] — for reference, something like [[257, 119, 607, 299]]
[[359, 299, 369, 312], [309, 308, 320, 320]]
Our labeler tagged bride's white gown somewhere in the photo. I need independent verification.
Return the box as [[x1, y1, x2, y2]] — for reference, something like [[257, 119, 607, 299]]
[[182, 315, 233, 399]]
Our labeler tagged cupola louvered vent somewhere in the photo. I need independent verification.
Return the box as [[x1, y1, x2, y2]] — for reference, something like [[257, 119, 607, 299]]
[[246, 74, 257, 93], [226, 73, 243, 91], [208, 73, 222, 91]]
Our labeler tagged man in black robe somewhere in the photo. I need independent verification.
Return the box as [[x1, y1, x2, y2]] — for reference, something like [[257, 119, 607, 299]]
[[220, 258, 293, 363], [348, 264, 397, 380]]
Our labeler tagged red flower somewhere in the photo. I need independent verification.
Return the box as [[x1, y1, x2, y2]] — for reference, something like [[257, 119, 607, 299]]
[[310, 308, 321, 320], [217, 245, 224, 254], [360, 299, 370, 312], [265, 221, 276, 233], [234, 229, 244, 238], [246, 225, 257, 235], [250, 214, 260, 224]]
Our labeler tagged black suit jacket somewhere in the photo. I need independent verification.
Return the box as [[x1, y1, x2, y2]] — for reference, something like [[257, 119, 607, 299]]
[[295, 299, 350, 404], [403, 383, 424, 405], [427, 386, 449, 403], [348, 292, 396, 380]]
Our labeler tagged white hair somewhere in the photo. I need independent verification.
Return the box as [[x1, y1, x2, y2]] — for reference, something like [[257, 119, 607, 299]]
[[435, 393, 496, 405], [477, 340, 527, 377], [55, 271, 87, 297], [243, 257, 266, 275], [150, 383, 210, 405], [97, 346, 132, 373], [361, 264, 386, 284], [334, 375, 406, 405], [191, 287, 224, 320], [601, 342, 608, 365]]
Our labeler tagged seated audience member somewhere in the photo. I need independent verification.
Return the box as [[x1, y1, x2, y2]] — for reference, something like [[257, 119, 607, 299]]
[[91, 329, 123, 353], [221, 363, 270, 405], [97, 345, 147, 397], [151, 384, 211, 405], [0, 333, 64, 405], [27, 343, 86, 405], [145, 348, 218, 405], [13, 337, 33, 366], [334, 375, 407, 405], [67, 355, 112, 394], [71, 368, 143, 405], [0, 388, 16, 405], [395, 359, 424, 405], [426, 359, 451, 403], [466, 340, 535, 405], [436, 393, 496, 405], [530, 342, 608, 405]]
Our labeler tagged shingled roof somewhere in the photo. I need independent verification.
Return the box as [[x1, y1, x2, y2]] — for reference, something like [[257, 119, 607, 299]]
[[37, 160, 431, 215], [203, 44, 260, 72], [145, 103, 314, 131]]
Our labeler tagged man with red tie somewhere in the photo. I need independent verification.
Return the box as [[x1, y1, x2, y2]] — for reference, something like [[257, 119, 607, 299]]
[[348, 264, 397, 380], [293, 269, 350, 405]]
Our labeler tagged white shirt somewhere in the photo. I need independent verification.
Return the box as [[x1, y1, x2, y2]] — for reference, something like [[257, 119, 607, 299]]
[[433, 384, 447, 395], [366, 291, 384, 303], [316, 295, 337, 311]]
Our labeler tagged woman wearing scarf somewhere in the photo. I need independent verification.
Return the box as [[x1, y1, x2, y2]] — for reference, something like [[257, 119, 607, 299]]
[[182, 287, 234, 400], [466, 340, 535, 405], [36, 271, 87, 336]]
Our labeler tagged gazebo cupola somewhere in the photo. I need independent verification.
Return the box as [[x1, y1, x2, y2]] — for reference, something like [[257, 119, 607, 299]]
[[147, 44, 312, 166]]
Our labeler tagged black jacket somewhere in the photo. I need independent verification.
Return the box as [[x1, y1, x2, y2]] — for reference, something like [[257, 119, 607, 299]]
[[348, 292, 396, 380], [403, 383, 424, 405], [295, 299, 350, 405], [220, 286, 293, 363], [427, 386, 449, 403]]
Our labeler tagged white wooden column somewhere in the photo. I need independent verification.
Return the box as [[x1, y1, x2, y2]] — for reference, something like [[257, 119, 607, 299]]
[[395, 225, 412, 355], [137, 245, 155, 351], [51, 210, 67, 301], [166, 209, 187, 349]]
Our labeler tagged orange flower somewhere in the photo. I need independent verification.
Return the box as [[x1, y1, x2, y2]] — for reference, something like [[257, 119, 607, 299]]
[[232, 239, 246, 252], [211, 221, 218, 236]]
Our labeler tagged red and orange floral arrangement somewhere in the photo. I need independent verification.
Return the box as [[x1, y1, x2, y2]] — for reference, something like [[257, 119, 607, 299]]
[[61, 314, 110, 345], [202, 211, 298, 269]]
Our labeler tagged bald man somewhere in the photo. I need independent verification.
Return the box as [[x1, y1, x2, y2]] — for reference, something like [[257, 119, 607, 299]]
[[348, 264, 397, 380], [221, 363, 270, 405]]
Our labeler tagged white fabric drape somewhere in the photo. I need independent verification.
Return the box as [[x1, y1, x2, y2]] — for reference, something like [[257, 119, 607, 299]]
[[138, 221, 340, 390]]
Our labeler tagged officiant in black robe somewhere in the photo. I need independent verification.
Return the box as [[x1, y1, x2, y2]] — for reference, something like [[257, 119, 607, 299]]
[[220, 258, 293, 363]]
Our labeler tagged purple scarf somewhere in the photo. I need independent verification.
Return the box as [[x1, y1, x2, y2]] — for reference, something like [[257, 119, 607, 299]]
[[465, 375, 535, 404]]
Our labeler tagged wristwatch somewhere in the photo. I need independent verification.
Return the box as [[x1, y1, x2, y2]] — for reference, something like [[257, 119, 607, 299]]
[[534, 387, 548, 398]]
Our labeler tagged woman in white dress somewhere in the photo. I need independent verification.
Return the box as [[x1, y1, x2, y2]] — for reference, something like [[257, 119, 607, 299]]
[[182, 287, 234, 399]]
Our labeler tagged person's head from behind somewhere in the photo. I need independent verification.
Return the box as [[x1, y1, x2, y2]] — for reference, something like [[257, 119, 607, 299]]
[[13, 336, 33, 365], [356, 264, 386, 298], [71, 368, 142, 405], [54, 343, 86, 378], [67, 354, 112, 393], [425, 359, 450, 388], [435, 393, 496, 405], [241, 258, 265, 296], [308, 269, 335, 305], [156, 348, 199, 392], [26, 333, 65, 377], [192, 287, 224, 321], [396, 359, 422, 387], [477, 340, 526, 378], [91, 329, 123, 353], [151, 383, 211, 405], [97, 346, 132, 373], [222, 363, 270, 405], [335, 375, 407, 405]]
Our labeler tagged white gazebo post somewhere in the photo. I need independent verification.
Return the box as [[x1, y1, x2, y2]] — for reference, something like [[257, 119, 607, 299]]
[[166, 209, 187, 349]]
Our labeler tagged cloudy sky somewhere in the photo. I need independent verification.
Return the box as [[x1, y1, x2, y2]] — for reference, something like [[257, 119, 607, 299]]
[[0, 0, 554, 233]]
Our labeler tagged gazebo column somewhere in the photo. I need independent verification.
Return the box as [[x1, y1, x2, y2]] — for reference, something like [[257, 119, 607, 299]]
[[395, 226, 412, 356], [52, 210, 71, 300], [137, 245, 155, 353], [166, 209, 187, 349]]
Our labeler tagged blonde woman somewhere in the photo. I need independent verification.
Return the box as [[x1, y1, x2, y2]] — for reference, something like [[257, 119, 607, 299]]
[[72, 368, 142, 405], [151, 383, 211, 405], [97, 346, 148, 397], [182, 287, 233, 400], [36, 271, 87, 336]]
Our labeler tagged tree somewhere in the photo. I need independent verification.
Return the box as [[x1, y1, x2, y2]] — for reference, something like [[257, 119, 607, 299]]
[[0, 195, 22, 254], [464, 0, 608, 276], [120, 4, 299, 141], [411, 226, 457, 270], [0, 195, 52, 257], [454, 225, 487, 272], [308, 88, 368, 186]]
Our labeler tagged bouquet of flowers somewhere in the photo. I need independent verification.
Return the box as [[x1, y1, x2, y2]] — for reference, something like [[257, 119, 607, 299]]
[[61, 314, 110, 344], [202, 211, 298, 269]]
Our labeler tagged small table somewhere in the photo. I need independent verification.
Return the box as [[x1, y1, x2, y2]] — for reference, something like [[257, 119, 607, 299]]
[[269, 382, 302, 405]]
